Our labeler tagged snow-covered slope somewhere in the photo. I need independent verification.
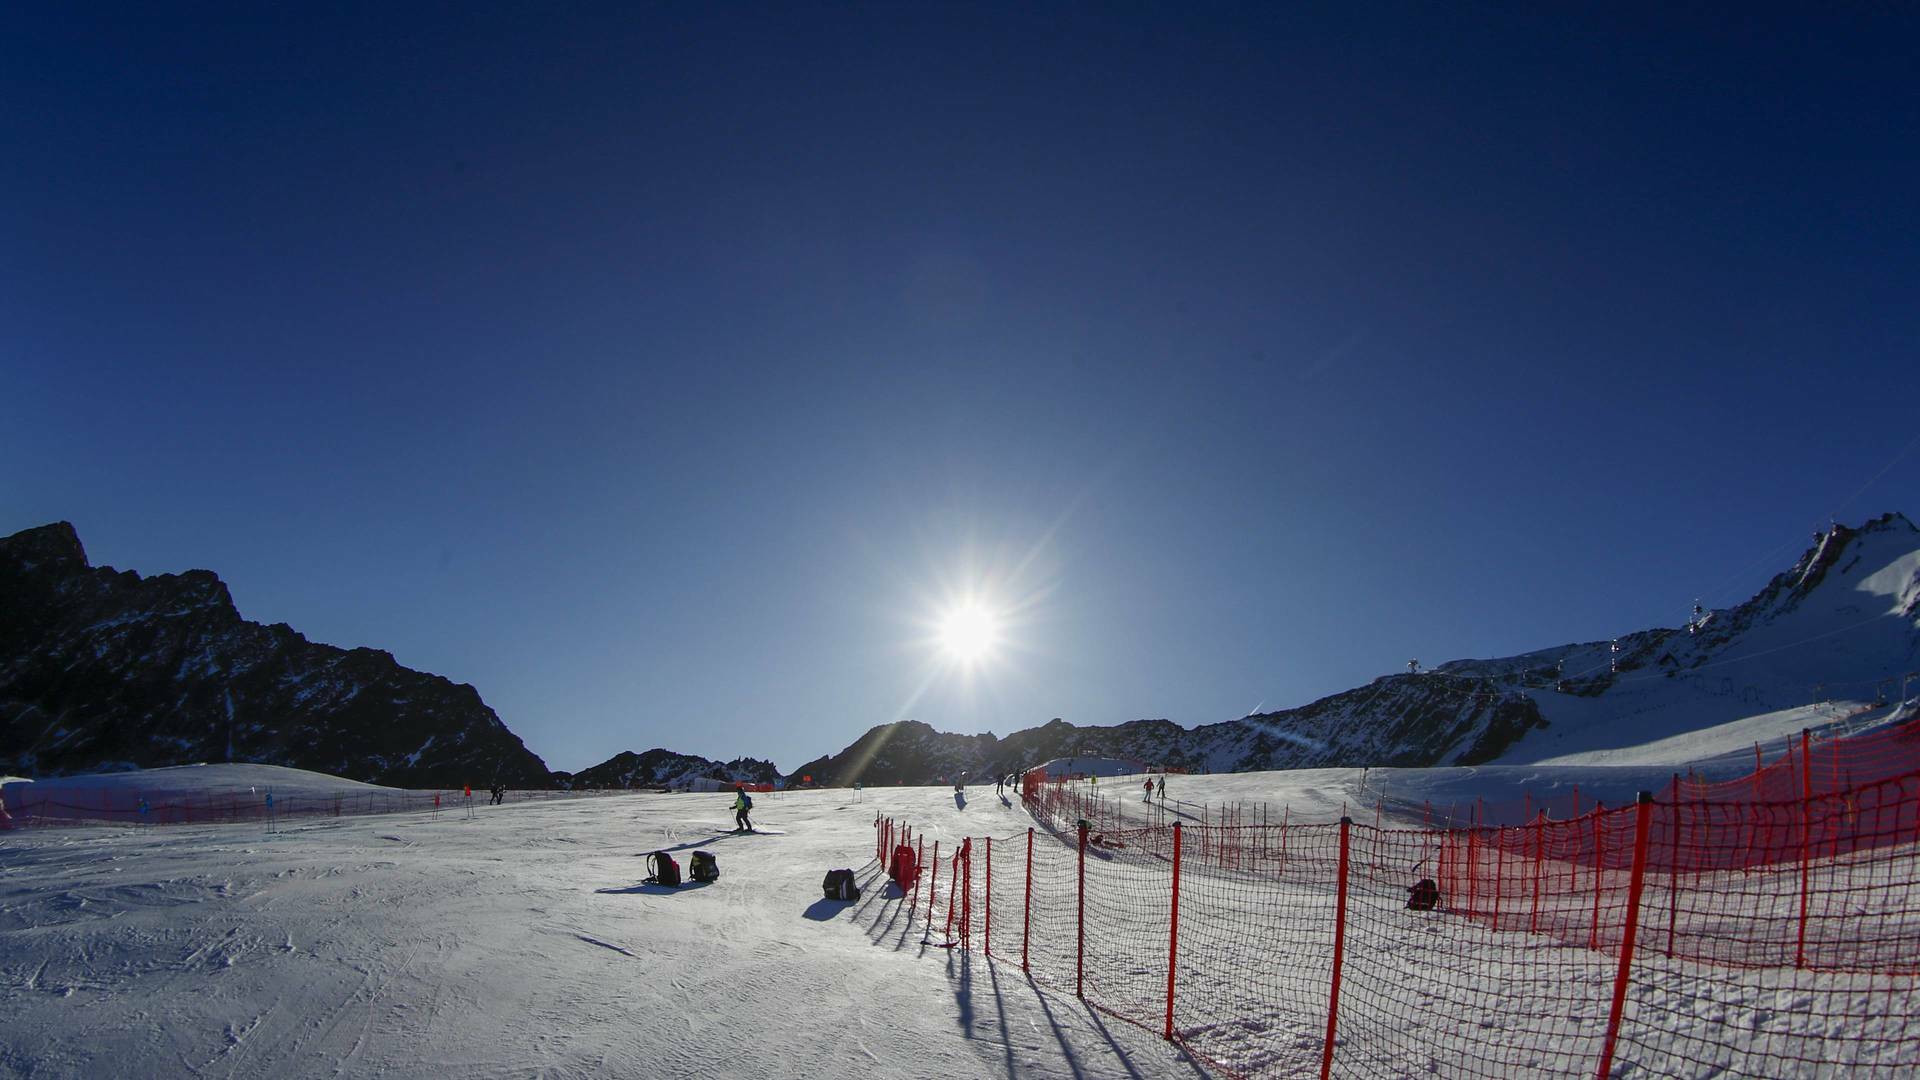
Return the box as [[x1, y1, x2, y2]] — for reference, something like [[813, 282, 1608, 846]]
[[5, 755, 1909, 1077], [0, 772, 1189, 1079]]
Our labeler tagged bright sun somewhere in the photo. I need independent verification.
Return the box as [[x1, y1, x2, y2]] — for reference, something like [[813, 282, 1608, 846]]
[[938, 603, 999, 663]]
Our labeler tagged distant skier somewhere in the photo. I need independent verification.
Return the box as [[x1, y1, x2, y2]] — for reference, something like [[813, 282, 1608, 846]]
[[1143, 778, 1154, 803], [732, 786, 754, 832], [1157, 776, 1166, 801]]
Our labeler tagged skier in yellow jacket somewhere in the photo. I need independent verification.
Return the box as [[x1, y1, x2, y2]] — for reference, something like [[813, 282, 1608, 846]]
[[732, 786, 754, 832]]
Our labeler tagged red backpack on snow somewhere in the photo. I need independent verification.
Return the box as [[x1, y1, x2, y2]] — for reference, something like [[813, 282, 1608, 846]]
[[889, 843, 919, 888]]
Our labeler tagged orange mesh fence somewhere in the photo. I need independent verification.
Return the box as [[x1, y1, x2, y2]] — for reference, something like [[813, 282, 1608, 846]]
[[876, 768, 1920, 1077]]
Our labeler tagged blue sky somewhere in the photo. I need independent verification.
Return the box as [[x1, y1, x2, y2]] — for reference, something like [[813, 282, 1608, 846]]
[[5, 5, 1917, 773]]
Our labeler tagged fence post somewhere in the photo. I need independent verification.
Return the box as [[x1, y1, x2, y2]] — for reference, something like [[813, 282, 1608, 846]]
[[1165, 822, 1183, 1041], [928, 840, 940, 926], [1492, 825, 1506, 931], [1529, 812, 1545, 934], [1666, 776, 1680, 959], [1024, 827, 1034, 974], [1467, 824, 1479, 918], [962, 838, 972, 952], [1796, 729, 1813, 969], [1588, 808, 1605, 951], [1076, 819, 1089, 998], [944, 844, 959, 941], [985, 835, 993, 957], [1320, 816, 1352, 1080], [1595, 793, 1654, 1079]]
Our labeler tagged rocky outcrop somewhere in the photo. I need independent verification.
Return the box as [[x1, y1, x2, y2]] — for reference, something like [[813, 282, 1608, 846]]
[[560, 748, 779, 790], [0, 522, 552, 787]]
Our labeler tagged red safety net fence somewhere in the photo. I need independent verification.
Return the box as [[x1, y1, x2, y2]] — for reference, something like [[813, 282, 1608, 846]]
[[0, 785, 614, 829], [875, 771, 1920, 1077], [1369, 706, 1920, 829], [1681, 711, 1920, 804]]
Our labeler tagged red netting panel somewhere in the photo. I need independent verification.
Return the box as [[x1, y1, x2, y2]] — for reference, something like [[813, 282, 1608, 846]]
[[1022, 826, 1082, 993], [1612, 779, 1920, 1076], [1337, 820, 1625, 1078], [881, 768, 1920, 1079], [1680, 714, 1920, 804], [1168, 824, 1339, 1078], [3, 786, 461, 826], [979, 829, 1027, 965], [1078, 826, 1173, 1034]]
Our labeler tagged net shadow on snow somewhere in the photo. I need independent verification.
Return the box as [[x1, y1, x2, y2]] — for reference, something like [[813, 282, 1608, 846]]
[[848, 851, 1206, 1079], [961, 948, 1204, 1080], [849, 861, 930, 955]]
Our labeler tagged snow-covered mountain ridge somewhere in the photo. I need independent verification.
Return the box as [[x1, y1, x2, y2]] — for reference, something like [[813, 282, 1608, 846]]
[[553, 747, 779, 791], [790, 514, 1920, 785]]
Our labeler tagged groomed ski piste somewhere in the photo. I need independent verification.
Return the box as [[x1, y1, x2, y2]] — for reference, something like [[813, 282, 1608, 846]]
[[4, 698, 1917, 1080]]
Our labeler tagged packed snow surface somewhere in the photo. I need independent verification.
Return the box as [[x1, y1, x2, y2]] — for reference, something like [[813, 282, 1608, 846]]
[[3, 747, 1912, 1078], [0, 774, 1198, 1079]]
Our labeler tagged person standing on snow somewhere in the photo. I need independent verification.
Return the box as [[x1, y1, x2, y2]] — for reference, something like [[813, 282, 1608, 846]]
[[1144, 778, 1154, 802], [732, 786, 754, 832]]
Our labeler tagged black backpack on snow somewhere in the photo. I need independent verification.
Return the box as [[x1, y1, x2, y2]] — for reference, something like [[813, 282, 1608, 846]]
[[1407, 877, 1439, 911], [647, 851, 682, 888], [823, 868, 859, 901], [689, 850, 719, 883]]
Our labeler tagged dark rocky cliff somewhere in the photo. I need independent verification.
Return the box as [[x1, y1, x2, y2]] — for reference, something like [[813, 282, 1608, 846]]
[[0, 522, 552, 787]]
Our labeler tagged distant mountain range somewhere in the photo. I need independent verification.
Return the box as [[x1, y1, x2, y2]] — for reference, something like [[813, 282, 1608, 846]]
[[787, 513, 1920, 785], [5, 515, 1916, 789], [553, 748, 779, 791]]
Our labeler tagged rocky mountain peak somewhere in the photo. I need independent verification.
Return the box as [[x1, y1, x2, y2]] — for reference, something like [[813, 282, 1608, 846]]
[[0, 521, 87, 573], [0, 521, 552, 787]]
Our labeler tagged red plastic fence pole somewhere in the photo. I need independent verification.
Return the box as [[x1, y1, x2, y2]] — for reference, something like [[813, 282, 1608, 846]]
[[962, 839, 972, 952], [1023, 826, 1034, 974], [928, 840, 940, 926], [984, 836, 992, 958], [1595, 793, 1654, 1080], [1666, 776, 1680, 959], [1796, 729, 1813, 969], [944, 845, 959, 941], [1164, 822, 1183, 1040], [1076, 820, 1088, 998], [1529, 812, 1545, 934], [1467, 825, 1479, 918], [1320, 816, 1351, 1080], [1589, 807, 1606, 951], [1492, 825, 1506, 931]]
